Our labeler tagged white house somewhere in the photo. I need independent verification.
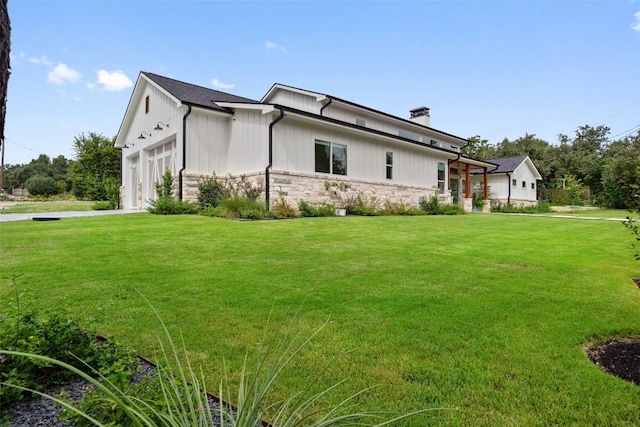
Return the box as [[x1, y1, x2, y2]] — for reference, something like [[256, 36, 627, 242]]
[[470, 155, 542, 208], [115, 72, 496, 212]]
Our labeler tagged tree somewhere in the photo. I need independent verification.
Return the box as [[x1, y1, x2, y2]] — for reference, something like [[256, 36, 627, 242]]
[[462, 135, 496, 159], [564, 175, 583, 211], [0, 0, 11, 191], [558, 125, 609, 199], [601, 131, 640, 209], [69, 132, 120, 201], [25, 175, 58, 197]]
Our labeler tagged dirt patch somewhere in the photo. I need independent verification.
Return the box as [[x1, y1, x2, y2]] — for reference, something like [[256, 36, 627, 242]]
[[586, 338, 640, 385]]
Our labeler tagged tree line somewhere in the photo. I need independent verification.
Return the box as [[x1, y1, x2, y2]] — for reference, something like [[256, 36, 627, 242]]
[[462, 125, 640, 209], [3, 133, 120, 201]]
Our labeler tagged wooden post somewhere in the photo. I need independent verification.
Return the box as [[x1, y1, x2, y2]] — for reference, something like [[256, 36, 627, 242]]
[[465, 164, 470, 198], [483, 167, 488, 200]]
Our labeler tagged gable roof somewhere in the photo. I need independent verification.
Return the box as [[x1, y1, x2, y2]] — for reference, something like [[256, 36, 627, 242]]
[[143, 72, 258, 112], [470, 155, 542, 179], [484, 155, 529, 174]]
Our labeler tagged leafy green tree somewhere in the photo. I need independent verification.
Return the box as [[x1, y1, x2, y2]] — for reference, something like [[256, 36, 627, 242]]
[[564, 175, 583, 211], [601, 131, 640, 209], [558, 125, 609, 199], [24, 175, 58, 196], [462, 135, 496, 159], [70, 132, 120, 201]]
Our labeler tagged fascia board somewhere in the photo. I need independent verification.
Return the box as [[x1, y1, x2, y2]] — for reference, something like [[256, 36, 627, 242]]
[[216, 103, 276, 115], [261, 84, 328, 104]]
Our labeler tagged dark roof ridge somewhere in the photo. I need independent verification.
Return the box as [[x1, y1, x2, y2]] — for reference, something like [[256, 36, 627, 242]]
[[142, 72, 258, 111]]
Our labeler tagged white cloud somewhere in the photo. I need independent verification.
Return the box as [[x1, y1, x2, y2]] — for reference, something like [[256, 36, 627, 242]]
[[211, 78, 234, 90], [633, 11, 640, 32], [47, 63, 81, 85], [94, 70, 133, 92], [29, 55, 52, 66], [266, 41, 287, 53]]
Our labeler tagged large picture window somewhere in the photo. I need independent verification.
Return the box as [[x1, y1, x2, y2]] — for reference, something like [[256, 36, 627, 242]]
[[315, 140, 347, 176], [437, 162, 446, 194]]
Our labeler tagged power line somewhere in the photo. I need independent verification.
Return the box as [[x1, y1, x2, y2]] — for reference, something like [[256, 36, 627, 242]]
[[611, 123, 640, 140], [4, 138, 47, 156], [597, 98, 640, 126]]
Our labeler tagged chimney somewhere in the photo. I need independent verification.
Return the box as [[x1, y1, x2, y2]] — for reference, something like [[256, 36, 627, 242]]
[[409, 106, 430, 127]]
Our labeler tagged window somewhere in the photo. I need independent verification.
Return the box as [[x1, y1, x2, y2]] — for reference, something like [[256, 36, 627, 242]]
[[531, 182, 535, 190], [355, 117, 366, 127], [512, 179, 517, 187], [386, 152, 393, 180], [145, 95, 150, 114], [315, 140, 347, 176], [437, 162, 446, 194], [522, 181, 526, 189]]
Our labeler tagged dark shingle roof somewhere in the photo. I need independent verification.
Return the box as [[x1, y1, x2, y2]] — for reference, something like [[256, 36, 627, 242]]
[[470, 155, 529, 174], [143, 72, 258, 112]]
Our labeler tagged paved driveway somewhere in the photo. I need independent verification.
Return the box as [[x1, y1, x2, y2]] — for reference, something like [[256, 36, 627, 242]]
[[0, 209, 147, 222]]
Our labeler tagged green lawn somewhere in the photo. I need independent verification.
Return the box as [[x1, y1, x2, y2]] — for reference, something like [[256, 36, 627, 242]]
[[0, 200, 94, 214], [548, 207, 634, 219], [1, 214, 639, 425]]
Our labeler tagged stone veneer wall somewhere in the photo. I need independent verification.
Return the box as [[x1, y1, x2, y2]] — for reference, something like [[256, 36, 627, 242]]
[[268, 170, 439, 209], [182, 170, 441, 210]]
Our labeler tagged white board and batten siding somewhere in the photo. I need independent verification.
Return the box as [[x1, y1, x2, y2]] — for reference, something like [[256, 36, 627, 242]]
[[226, 110, 271, 175], [185, 108, 232, 176], [121, 81, 182, 208], [268, 90, 322, 115], [273, 118, 450, 189], [509, 162, 539, 202]]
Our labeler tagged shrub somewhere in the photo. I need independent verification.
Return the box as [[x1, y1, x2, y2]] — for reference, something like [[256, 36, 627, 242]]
[[0, 277, 137, 407], [92, 201, 115, 210], [147, 170, 198, 215], [298, 200, 336, 217], [491, 202, 552, 214], [420, 195, 464, 215], [148, 198, 198, 215], [346, 193, 380, 216], [197, 175, 229, 209], [271, 194, 297, 218], [24, 175, 59, 197]]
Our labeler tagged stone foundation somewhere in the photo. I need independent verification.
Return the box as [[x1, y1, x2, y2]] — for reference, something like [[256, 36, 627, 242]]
[[489, 198, 538, 209], [268, 170, 438, 210]]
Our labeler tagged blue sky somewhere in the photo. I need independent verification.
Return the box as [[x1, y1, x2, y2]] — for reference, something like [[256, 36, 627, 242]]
[[5, 0, 640, 165]]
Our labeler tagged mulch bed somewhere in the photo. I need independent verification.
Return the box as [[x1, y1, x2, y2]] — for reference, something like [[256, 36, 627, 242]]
[[586, 338, 640, 385]]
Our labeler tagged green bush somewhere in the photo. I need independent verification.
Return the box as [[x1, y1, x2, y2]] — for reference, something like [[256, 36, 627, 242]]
[[0, 277, 137, 407], [197, 175, 229, 209], [147, 170, 197, 215], [298, 200, 336, 217], [24, 175, 59, 197], [491, 202, 552, 214], [346, 193, 380, 216], [147, 197, 198, 215], [92, 200, 115, 210], [271, 194, 297, 218], [420, 195, 464, 215]]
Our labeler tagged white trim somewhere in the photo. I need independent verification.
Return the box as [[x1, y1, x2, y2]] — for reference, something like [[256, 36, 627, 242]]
[[261, 84, 328, 103], [216, 103, 276, 115]]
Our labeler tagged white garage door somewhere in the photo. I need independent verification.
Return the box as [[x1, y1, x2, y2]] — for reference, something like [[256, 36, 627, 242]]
[[147, 140, 177, 200]]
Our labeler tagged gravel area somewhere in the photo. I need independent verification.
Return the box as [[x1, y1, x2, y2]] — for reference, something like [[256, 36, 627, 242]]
[[3, 359, 237, 426]]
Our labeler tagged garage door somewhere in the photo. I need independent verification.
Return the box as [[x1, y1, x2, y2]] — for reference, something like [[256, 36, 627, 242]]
[[147, 140, 177, 200]]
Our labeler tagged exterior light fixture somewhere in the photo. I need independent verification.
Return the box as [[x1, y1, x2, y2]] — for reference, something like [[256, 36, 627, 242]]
[[154, 121, 169, 131], [138, 131, 151, 139]]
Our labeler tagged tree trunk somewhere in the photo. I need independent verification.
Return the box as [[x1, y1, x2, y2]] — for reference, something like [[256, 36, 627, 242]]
[[0, 0, 10, 192]]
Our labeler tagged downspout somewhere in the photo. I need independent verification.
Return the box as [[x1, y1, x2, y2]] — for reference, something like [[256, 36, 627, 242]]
[[265, 107, 285, 210], [178, 104, 192, 201], [320, 97, 332, 116], [507, 172, 511, 205]]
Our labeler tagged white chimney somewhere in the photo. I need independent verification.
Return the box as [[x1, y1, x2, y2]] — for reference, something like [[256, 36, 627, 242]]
[[409, 106, 430, 127]]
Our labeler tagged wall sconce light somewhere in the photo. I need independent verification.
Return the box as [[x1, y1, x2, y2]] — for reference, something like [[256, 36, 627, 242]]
[[154, 121, 169, 131], [138, 131, 151, 140], [122, 143, 132, 149]]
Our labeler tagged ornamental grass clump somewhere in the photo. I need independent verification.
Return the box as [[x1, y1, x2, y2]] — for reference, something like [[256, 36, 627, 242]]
[[1, 291, 442, 426]]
